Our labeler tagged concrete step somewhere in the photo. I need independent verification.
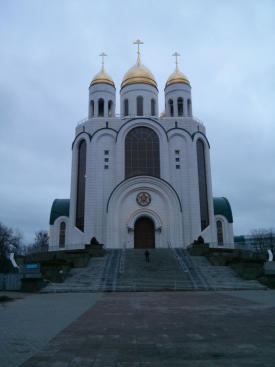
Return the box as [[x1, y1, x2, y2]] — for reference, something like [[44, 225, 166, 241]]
[[41, 248, 266, 293]]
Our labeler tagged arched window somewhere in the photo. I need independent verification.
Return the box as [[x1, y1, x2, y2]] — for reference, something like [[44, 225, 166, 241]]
[[137, 96, 143, 116], [76, 140, 86, 231], [59, 222, 66, 248], [217, 220, 224, 245], [196, 139, 209, 231], [124, 99, 129, 116], [151, 99, 156, 116], [98, 98, 104, 117], [168, 99, 174, 117], [108, 100, 113, 117], [90, 100, 94, 117], [177, 97, 183, 116], [187, 99, 192, 116], [125, 127, 160, 178]]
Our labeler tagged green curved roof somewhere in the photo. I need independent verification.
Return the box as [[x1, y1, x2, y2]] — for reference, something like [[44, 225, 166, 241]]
[[213, 197, 233, 223], [49, 199, 70, 225]]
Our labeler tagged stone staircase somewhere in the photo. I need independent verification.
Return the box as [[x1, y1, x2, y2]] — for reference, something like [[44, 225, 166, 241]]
[[41, 248, 266, 293]]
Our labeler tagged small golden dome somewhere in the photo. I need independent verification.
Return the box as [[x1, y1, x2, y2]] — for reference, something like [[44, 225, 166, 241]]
[[90, 52, 115, 87], [121, 61, 157, 89], [160, 111, 166, 119], [166, 52, 190, 88], [165, 70, 190, 88], [90, 70, 115, 87]]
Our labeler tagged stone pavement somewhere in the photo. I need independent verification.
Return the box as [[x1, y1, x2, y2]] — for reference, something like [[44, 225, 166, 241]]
[[18, 290, 275, 367], [0, 292, 102, 367]]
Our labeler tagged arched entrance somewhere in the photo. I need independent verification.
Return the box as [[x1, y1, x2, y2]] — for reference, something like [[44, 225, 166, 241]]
[[134, 217, 155, 248]]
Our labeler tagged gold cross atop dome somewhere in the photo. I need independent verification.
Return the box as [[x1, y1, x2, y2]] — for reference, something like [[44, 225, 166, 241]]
[[165, 51, 190, 87], [90, 52, 114, 87], [133, 39, 144, 65], [172, 52, 180, 72], [99, 52, 107, 72]]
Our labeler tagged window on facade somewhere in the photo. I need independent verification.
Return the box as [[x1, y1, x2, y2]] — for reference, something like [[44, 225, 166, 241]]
[[90, 100, 94, 117], [104, 158, 109, 162], [175, 150, 180, 154], [175, 157, 180, 162], [104, 150, 109, 155], [176, 165, 180, 169], [98, 98, 104, 117], [59, 222, 66, 248], [137, 96, 143, 116], [187, 99, 192, 116], [177, 97, 184, 116], [108, 100, 112, 117], [197, 139, 209, 231], [168, 99, 174, 117], [75, 140, 86, 231], [125, 127, 160, 178], [217, 220, 224, 245], [104, 165, 109, 169], [151, 99, 156, 116], [124, 99, 129, 116]]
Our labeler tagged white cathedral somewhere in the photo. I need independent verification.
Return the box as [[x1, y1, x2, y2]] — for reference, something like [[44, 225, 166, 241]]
[[49, 41, 234, 251]]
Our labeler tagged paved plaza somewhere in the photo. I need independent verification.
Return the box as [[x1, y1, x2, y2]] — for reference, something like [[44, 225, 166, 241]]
[[1, 290, 275, 366]]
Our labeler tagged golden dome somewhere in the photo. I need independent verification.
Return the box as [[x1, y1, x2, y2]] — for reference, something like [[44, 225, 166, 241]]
[[160, 110, 166, 119], [165, 70, 190, 88], [121, 60, 157, 89], [166, 52, 190, 88], [90, 52, 115, 87], [90, 70, 115, 87]]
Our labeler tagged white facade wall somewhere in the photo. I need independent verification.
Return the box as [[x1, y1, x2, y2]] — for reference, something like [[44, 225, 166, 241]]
[[49, 77, 234, 251]]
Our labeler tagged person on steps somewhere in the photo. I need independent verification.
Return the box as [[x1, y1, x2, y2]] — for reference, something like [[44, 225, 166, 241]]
[[145, 250, 150, 263]]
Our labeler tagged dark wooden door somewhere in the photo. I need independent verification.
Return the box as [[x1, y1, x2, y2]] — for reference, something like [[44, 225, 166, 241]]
[[134, 217, 155, 248]]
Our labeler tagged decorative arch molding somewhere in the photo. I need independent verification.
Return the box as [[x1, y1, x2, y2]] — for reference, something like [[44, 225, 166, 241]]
[[167, 128, 192, 141], [192, 131, 210, 148], [107, 175, 182, 212], [91, 128, 117, 145], [90, 127, 117, 142], [116, 117, 168, 142], [71, 132, 91, 149], [167, 127, 192, 138], [127, 209, 162, 231]]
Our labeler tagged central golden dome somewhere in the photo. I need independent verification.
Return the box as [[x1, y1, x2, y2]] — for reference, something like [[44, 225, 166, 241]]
[[121, 60, 157, 89]]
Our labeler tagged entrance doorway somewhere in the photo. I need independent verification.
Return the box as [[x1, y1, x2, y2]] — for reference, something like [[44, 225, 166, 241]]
[[134, 217, 155, 248]]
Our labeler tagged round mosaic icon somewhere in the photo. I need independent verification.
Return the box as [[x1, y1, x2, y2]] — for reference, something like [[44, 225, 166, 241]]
[[136, 192, 151, 207]]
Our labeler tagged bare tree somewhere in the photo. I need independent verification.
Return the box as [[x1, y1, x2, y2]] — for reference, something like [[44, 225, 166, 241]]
[[28, 230, 49, 254], [250, 228, 275, 252], [0, 222, 22, 257]]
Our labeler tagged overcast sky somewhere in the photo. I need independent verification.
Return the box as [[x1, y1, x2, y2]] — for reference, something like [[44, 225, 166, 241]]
[[0, 0, 274, 244]]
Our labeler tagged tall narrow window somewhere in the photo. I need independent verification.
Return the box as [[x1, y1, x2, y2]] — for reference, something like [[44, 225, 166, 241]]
[[59, 222, 66, 248], [177, 97, 183, 116], [108, 100, 112, 117], [197, 139, 209, 231], [217, 220, 224, 245], [98, 98, 104, 117], [151, 99, 156, 116], [168, 99, 174, 117], [187, 99, 192, 116], [137, 96, 143, 116], [76, 140, 86, 231], [90, 100, 94, 117], [124, 99, 129, 116], [125, 127, 160, 178]]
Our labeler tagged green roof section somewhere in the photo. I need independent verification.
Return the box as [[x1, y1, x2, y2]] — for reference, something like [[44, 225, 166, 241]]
[[213, 197, 233, 223], [49, 199, 70, 225]]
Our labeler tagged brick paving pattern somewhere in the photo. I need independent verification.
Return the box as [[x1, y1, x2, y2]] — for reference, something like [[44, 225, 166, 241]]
[[20, 291, 275, 367]]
